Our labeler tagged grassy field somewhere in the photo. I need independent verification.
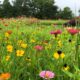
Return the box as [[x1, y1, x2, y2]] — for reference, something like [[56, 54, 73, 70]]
[[0, 18, 80, 80]]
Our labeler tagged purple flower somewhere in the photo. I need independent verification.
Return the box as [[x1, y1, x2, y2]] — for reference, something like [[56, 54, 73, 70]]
[[39, 70, 55, 79]]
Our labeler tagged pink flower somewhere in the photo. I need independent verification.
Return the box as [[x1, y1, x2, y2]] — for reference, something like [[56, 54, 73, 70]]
[[39, 71, 55, 79], [34, 45, 43, 51], [50, 30, 62, 35], [67, 28, 79, 35]]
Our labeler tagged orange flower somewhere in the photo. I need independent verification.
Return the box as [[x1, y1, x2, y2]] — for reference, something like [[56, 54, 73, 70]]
[[6, 30, 12, 35], [1, 73, 11, 80]]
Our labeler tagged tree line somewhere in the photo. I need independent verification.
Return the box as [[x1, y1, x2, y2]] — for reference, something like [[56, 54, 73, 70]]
[[0, 0, 75, 19]]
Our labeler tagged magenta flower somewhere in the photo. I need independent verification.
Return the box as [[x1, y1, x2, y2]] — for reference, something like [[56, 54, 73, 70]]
[[67, 28, 79, 35], [39, 71, 55, 79], [34, 45, 43, 51], [50, 30, 62, 37], [50, 30, 62, 35]]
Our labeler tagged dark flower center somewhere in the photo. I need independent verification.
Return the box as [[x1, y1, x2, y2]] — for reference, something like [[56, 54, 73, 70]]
[[57, 50, 62, 54], [64, 64, 67, 67], [69, 39, 72, 42]]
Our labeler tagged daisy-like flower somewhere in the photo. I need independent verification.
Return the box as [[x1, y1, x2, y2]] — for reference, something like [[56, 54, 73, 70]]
[[63, 64, 70, 71], [7, 45, 13, 53], [39, 70, 55, 79], [16, 50, 24, 56], [67, 28, 79, 35], [50, 30, 62, 37], [53, 50, 65, 59]]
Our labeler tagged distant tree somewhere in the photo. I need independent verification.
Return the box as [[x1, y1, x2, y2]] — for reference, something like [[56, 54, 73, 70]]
[[12, 0, 58, 19], [78, 9, 80, 16], [2, 0, 13, 17], [34, 0, 58, 19], [58, 7, 73, 19], [62, 7, 73, 19]]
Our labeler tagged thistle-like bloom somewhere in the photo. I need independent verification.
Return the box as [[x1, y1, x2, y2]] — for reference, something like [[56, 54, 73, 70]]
[[34, 45, 43, 51], [16, 50, 24, 56], [39, 71, 55, 79], [67, 28, 79, 35], [7, 45, 13, 52]]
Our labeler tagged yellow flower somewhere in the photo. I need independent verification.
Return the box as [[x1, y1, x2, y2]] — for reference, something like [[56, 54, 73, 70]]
[[60, 53, 65, 59], [30, 39, 36, 43], [26, 57, 31, 62], [64, 66, 69, 71], [58, 40, 62, 47], [17, 40, 23, 45], [5, 32, 9, 37], [63, 64, 70, 71], [7, 45, 13, 52], [21, 43, 27, 48], [53, 50, 65, 59], [6, 55, 10, 61], [16, 50, 24, 56], [53, 53, 59, 59], [45, 44, 52, 49]]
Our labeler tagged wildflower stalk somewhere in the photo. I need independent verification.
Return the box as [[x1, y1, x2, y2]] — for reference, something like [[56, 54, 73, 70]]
[[75, 19, 79, 67]]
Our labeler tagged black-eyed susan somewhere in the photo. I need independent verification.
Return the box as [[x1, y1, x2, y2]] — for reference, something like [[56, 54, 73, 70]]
[[26, 57, 31, 62], [7, 45, 13, 53], [63, 64, 70, 71], [53, 50, 65, 59], [68, 39, 72, 43], [16, 50, 24, 56]]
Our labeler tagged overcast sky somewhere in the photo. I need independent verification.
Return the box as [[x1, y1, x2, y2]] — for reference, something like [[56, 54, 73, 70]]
[[55, 0, 80, 16], [0, 0, 80, 16]]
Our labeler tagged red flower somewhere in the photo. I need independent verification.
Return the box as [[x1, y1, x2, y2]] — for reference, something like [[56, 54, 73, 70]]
[[50, 30, 62, 35], [67, 28, 79, 35], [34, 45, 43, 51]]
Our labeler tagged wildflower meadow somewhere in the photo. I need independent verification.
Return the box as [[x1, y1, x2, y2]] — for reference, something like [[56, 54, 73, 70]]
[[0, 17, 80, 80]]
